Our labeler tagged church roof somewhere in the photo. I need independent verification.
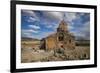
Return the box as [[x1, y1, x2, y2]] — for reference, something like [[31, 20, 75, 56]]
[[59, 20, 67, 26], [58, 20, 68, 31]]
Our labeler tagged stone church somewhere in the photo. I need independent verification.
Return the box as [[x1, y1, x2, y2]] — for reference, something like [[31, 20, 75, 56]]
[[40, 20, 75, 51]]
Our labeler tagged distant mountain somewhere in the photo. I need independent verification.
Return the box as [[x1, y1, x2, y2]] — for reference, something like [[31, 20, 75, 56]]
[[75, 39, 90, 46], [21, 37, 40, 41], [75, 36, 90, 41]]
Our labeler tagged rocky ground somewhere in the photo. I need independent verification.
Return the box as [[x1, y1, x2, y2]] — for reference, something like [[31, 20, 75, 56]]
[[21, 46, 90, 63]]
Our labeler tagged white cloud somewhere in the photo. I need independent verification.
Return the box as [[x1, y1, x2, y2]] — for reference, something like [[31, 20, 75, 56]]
[[83, 21, 90, 32], [46, 25, 53, 28], [28, 25, 40, 29], [43, 12, 77, 22], [77, 21, 90, 34], [22, 10, 39, 22], [68, 25, 74, 30], [43, 12, 63, 21], [72, 21, 90, 40], [28, 29, 39, 33], [22, 10, 36, 17], [42, 12, 78, 30], [21, 29, 40, 38], [22, 29, 39, 33], [65, 12, 77, 22], [22, 32, 34, 38], [27, 17, 37, 22]]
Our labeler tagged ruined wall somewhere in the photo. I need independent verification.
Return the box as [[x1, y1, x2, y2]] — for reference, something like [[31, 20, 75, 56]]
[[64, 34, 75, 50], [56, 33, 75, 50], [45, 35, 57, 50], [44, 32, 75, 50]]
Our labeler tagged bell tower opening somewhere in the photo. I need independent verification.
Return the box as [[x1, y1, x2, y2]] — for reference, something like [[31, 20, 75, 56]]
[[57, 20, 68, 32], [58, 33, 64, 41]]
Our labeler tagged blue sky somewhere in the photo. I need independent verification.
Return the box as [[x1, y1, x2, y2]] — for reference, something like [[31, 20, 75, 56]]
[[21, 10, 90, 40]]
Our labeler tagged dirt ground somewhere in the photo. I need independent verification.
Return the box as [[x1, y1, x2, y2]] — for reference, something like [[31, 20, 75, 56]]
[[21, 46, 90, 63]]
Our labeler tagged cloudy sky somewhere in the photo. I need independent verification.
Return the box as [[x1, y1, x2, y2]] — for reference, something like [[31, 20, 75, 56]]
[[21, 10, 90, 40]]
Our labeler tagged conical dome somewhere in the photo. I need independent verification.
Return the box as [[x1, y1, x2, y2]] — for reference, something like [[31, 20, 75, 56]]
[[57, 20, 68, 32]]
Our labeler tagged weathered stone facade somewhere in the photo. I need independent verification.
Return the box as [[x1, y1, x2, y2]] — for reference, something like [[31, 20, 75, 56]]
[[40, 20, 75, 51]]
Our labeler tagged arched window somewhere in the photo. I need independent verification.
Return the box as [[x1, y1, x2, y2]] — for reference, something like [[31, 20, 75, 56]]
[[69, 39, 71, 43], [59, 33, 64, 41]]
